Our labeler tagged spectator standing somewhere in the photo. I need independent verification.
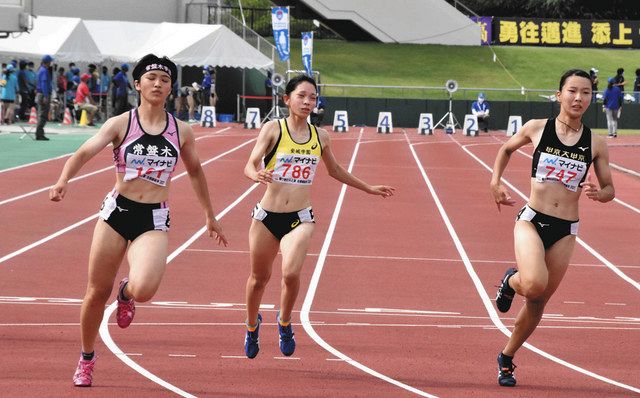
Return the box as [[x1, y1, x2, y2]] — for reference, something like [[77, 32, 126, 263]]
[[471, 92, 490, 132], [613, 68, 626, 91], [99, 66, 111, 116], [110, 67, 120, 115], [633, 68, 640, 103], [35, 55, 54, 141], [264, 70, 273, 97], [310, 94, 326, 126], [25, 61, 37, 110], [589, 67, 599, 102], [88, 64, 101, 118], [603, 77, 623, 138], [1, 64, 19, 124], [613, 68, 626, 119], [17, 60, 29, 120], [65, 63, 76, 85], [202, 66, 217, 108], [112, 64, 131, 116]]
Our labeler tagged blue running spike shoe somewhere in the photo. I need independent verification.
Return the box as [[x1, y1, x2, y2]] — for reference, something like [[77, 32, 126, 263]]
[[495, 268, 517, 313], [497, 353, 517, 387], [277, 312, 296, 356], [244, 313, 262, 359]]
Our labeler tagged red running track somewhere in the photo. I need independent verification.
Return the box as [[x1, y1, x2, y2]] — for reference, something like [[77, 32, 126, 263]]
[[0, 125, 638, 397]]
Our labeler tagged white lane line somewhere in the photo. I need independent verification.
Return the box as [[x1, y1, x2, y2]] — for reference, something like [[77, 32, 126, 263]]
[[274, 356, 301, 360], [605, 302, 626, 306], [4, 322, 640, 331], [184, 248, 640, 269], [456, 138, 640, 292], [0, 165, 113, 206], [0, 127, 232, 207], [169, 354, 196, 358], [0, 213, 98, 264], [408, 132, 640, 394], [0, 135, 255, 264], [99, 181, 259, 398], [610, 162, 640, 178], [301, 128, 439, 398], [221, 355, 246, 359], [564, 301, 585, 304], [0, 152, 73, 174]]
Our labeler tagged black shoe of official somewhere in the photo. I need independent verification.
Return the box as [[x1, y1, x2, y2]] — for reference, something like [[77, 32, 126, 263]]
[[495, 268, 517, 313], [497, 353, 517, 387], [36, 135, 50, 141]]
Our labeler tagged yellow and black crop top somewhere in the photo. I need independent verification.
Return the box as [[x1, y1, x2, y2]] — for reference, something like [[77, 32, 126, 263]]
[[264, 118, 322, 185]]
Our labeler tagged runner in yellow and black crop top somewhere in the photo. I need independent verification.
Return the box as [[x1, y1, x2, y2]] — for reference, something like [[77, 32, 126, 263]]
[[243, 74, 395, 359], [263, 117, 322, 186], [489, 69, 615, 388]]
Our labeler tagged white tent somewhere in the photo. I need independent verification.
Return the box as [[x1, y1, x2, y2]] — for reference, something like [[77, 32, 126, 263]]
[[0, 16, 103, 64], [84, 20, 273, 70], [0, 16, 273, 71]]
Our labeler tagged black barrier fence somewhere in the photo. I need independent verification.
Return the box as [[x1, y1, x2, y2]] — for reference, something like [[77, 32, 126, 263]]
[[321, 97, 640, 130]]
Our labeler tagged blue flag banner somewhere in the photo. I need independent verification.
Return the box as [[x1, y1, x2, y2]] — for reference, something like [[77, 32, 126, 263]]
[[271, 7, 290, 61], [301, 31, 313, 76]]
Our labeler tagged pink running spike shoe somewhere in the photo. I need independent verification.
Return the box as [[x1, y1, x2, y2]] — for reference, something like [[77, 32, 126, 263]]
[[116, 277, 135, 328], [73, 355, 97, 387]]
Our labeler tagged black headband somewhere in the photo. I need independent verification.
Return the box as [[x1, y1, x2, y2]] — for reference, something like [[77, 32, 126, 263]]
[[132, 53, 177, 84]]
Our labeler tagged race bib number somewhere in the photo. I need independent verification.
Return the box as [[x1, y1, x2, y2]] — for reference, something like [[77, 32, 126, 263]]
[[124, 154, 175, 186], [535, 152, 586, 192], [272, 153, 319, 185]]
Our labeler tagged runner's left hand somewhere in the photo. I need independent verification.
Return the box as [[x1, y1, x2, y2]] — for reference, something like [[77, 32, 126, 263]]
[[369, 185, 395, 198], [580, 173, 600, 201], [208, 217, 228, 246]]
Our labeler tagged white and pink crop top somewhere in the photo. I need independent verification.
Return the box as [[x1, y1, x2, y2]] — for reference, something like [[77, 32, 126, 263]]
[[113, 109, 181, 186]]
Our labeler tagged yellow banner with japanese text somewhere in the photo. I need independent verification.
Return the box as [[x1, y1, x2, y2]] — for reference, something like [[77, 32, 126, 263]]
[[494, 18, 639, 48]]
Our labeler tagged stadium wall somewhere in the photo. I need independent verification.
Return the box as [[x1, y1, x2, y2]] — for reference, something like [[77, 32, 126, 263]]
[[322, 97, 640, 130], [293, 0, 481, 45]]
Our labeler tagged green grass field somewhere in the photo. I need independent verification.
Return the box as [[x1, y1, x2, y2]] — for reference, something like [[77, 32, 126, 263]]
[[0, 133, 91, 170], [286, 39, 640, 100]]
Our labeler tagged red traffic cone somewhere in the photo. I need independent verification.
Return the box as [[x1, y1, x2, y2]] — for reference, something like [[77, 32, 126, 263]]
[[63, 108, 73, 125], [28, 107, 38, 124]]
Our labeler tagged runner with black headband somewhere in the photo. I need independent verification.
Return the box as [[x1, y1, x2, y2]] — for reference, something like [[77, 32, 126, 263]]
[[50, 53, 228, 387]]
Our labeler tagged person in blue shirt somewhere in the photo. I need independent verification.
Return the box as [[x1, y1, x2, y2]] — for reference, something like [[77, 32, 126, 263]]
[[201, 65, 217, 108], [35, 55, 54, 140], [112, 63, 130, 116], [1, 64, 19, 124], [633, 68, 640, 104], [471, 92, 490, 132], [310, 94, 326, 126], [17, 60, 30, 120], [602, 77, 623, 138], [99, 66, 111, 118]]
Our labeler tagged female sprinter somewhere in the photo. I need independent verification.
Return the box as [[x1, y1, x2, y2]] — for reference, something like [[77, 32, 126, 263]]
[[49, 54, 228, 387], [490, 69, 615, 387], [243, 75, 395, 358]]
